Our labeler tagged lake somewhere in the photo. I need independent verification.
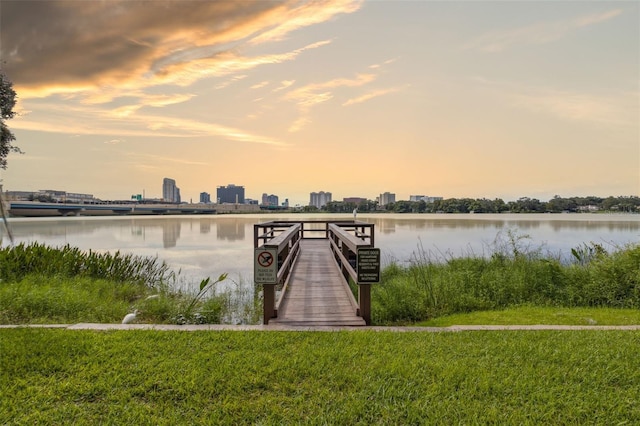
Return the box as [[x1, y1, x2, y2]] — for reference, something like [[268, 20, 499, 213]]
[[2, 213, 639, 293]]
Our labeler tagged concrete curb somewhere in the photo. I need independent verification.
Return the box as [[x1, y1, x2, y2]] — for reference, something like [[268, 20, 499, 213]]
[[2, 323, 640, 332]]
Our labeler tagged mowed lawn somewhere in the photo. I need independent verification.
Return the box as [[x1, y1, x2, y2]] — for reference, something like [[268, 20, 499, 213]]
[[2, 329, 639, 424]]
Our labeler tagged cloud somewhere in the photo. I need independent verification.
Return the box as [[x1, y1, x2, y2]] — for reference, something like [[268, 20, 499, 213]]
[[130, 153, 209, 167], [288, 117, 312, 133], [3, 1, 272, 88], [463, 9, 622, 52], [283, 73, 376, 131], [112, 105, 142, 118], [342, 86, 405, 106], [104, 139, 125, 145], [150, 40, 331, 89], [214, 75, 248, 90], [473, 76, 637, 127], [511, 90, 637, 127], [1, 1, 360, 151], [272, 80, 296, 93], [369, 57, 398, 69], [12, 104, 287, 146], [112, 93, 196, 116], [249, 0, 363, 45], [1, 1, 357, 97], [251, 81, 270, 90]]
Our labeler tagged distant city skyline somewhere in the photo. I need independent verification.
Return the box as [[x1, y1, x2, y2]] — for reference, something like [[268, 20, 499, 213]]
[[3, 184, 637, 210], [0, 1, 637, 206]]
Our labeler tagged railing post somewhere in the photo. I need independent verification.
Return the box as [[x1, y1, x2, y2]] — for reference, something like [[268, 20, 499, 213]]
[[358, 284, 371, 325], [263, 284, 276, 324], [254, 224, 259, 248], [341, 242, 350, 282]]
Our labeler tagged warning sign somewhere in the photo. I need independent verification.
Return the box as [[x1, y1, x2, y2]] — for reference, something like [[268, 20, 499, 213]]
[[357, 247, 380, 283], [254, 247, 278, 284]]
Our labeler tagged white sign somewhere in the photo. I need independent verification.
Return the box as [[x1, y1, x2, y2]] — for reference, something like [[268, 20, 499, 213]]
[[254, 247, 278, 284]]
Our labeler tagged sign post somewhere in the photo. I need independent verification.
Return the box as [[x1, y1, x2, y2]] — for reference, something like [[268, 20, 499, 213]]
[[254, 247, 278, 284], [357, 247, 380, 326], [255, 247, 278, 324]]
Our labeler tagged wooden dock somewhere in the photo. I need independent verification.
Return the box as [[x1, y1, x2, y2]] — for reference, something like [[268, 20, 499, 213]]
[[255, 220, 377, 326], [271, 240, 365, 326]]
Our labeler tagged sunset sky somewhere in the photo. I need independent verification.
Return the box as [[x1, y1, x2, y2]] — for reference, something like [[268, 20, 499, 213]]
[[0, 0, 638, 206]]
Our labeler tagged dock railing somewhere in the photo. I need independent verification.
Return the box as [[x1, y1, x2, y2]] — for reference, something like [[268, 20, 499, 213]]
[[327, 223, 374, 325], [254, 222, 302, 323], [254, 220, 375, 325]]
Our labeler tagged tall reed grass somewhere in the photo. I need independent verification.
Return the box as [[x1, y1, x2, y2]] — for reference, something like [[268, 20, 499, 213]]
[[0, 242, 172, 287], [372, 232, 640, 324], [0, 242, 255, 324]]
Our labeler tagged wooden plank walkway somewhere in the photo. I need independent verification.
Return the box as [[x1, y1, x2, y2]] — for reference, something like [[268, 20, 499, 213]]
[[271, 239, 365, 326]]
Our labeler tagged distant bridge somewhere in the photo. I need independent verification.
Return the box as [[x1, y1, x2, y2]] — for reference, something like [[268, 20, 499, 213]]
[[5, 201, 260, 217], [7, 201, 217, 217]]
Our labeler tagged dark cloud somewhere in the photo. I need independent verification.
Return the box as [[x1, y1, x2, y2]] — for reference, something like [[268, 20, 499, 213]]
[[0, 0, 284, 89]]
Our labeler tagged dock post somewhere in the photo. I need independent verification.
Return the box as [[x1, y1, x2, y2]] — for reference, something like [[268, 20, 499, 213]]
[[263, 284, 276, 324], [358, 284, 371, 325]]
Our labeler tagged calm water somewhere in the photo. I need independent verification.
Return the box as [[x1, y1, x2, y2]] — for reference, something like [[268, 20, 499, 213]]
[[2, 213, 639, 292]]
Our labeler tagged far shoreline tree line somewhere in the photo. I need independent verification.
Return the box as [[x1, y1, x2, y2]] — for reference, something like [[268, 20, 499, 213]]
[[303, 195, 640, 214]]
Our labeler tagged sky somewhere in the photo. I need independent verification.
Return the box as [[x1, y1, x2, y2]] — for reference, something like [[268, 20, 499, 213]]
[[0, 0, 638, 206]]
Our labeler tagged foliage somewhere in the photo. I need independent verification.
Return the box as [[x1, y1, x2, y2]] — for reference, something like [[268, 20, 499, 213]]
[[0, 242, 178, 324], [313, 195, 640, 214], [372, 240, 640, 325], [0, 70, 19, 170], [323, 199, 378, 213], [571, 242, 606, 266], [2, 329, 640, 424], [2, 239, 639, 326], [0, 243, 258, 325], [174, 273, 228, 324], [0, 242, 172, 287], [0, 275, 164, 324]]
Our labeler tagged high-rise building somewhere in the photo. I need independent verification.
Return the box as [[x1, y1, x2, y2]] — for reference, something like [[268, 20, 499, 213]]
[[200, 192, 211, 204], [163, 178, 181, 203], [217, 184, 245, 204], [262, 193, 279, 207], [379, 192, 396, 207], [343, 197, 367, 204], [310, 191, 332, 208], [409, 195, 443, 203]]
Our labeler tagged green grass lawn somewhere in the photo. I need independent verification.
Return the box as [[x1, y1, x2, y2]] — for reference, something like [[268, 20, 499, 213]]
[[418, 306, 640, 327], [2, 329, 639, 424]]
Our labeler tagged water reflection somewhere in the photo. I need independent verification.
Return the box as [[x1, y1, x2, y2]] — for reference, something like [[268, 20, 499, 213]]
[[216, 220, 245, 241], [2, 214, 639, 292], [199, 220, 210, 234], [162, 221, 181, 248]]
